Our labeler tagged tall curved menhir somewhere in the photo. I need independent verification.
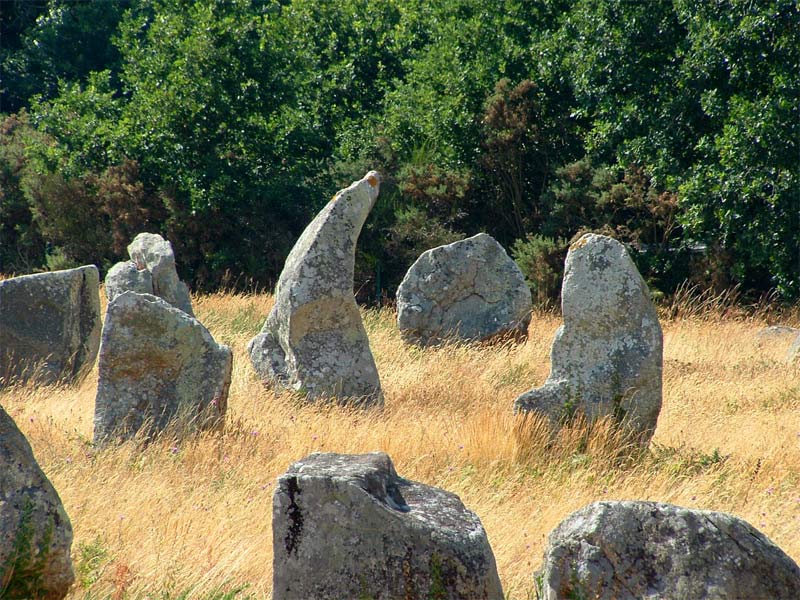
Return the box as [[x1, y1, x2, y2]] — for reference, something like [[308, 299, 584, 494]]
[[248, 171, 383, 406]]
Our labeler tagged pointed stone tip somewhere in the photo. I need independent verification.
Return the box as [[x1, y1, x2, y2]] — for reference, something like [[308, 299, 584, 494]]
[[365, 171, 380, 188]]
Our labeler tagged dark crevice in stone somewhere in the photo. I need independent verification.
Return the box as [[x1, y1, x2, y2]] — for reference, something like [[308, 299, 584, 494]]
[[285, 476, 304, 557]]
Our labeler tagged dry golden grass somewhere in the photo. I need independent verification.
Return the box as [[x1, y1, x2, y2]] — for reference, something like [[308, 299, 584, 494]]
[[2, 291, 799, 599]]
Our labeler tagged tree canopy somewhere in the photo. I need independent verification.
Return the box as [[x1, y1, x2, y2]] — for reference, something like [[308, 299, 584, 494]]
[[1, 0, 798, 301]]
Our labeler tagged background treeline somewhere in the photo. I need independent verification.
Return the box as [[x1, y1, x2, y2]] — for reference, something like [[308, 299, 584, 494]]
[[1, 0, 798, 303]]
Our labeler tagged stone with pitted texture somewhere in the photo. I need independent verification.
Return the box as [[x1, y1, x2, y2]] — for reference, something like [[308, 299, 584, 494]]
[[514, 234, 662, 442], [105, 232, 193, 316], [536, 500, 800, 600], [248, 172, 382, 406], [0, 265, 101, 386], [1, 404, 74, 599], [93, 292, 231, 444], [272, 452, 504, 600], [397, 233, 532, 346]]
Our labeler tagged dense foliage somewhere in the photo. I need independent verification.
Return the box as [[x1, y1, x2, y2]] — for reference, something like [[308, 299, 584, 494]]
[[1, 0, 797, 301]]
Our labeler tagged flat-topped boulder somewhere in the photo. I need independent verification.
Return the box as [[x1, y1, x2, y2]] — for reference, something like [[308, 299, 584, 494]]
[[537, 501, 800, 600], [105, 232, 193, 316], [93, 292, 231, 444], [514, 234, 662, 442], [1, 405, 74, 599], [397, 233, 532, 346], [273, 452, 504, 600], [0, 265, 101, 386], [248, 172, 383, 406]]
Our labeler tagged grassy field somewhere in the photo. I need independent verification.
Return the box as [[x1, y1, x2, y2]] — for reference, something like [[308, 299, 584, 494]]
[[2, 291, 799, 599]]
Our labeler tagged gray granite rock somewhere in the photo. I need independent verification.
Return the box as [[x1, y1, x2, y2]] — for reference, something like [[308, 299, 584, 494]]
[[514, 234, 662, 443], [106, 232, 194, 316], [273, 452, 504, 600], [104, 260, 153, 303], [93, 292, 231, 444], [248, 172, 382, 406], [397, 233, 532, 346], [536, 501, 800, 600], [0, 265, 101, 386], [1, 405, 74, 599]]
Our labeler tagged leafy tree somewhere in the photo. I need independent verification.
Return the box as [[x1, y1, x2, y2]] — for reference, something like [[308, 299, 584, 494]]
[[1, 0, 130, 113]]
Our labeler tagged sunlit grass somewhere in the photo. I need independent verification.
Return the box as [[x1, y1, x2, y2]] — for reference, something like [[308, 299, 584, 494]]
[[2, 291, 799, 598]]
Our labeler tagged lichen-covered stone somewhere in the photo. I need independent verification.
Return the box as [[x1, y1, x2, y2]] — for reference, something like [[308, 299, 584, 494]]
[[397, 233, 532, 346], [247, 172, 382, 406], [514, 234, 662, 442], [0, 265, 101, 386], [104, 260, 153, 303], [273, 452, 504, 600], [1, 405, 74, 599], [537, 501, 800, 600], [108, 232, 194, 316], [93, 292, 231, 444]]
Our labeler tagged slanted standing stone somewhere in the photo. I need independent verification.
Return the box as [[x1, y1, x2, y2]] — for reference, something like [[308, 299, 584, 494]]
[[248, 172, 382, 405], [537, 501, 800, 600], [1, 405, 74, 599], [273, 452, 504, 600], [397, 233, 532, 346], [105, 232, 194, 317], [514, 234, 662, 442], [93, 292, 231, 444], [0, 265, 101, 386]]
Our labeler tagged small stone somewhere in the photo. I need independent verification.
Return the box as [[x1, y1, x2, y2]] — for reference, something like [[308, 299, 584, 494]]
[[93, 292, 231, 444], [104, 260, 153, 303], [272, 452, 504, 600], [117, 232, 194, 316], [248, 172, 383, 406], [755, 325, 799, 342], [397, 233, 532, 346], [788, 334, 800, 363], [514, 234, 662, 443], [536, 501, 800, 600], [0, 265, 101, 386], [1, 405, 74, 599]]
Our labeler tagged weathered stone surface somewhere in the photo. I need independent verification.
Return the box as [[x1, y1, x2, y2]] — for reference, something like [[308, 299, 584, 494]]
[[397, 233, 532, 346], [273, 452, 504, 600], [514, 234, 662, 442], [536, 501, 800, 600], [0, 265, 101, 386], [93, 292, 231, 444], [248, 172, 382, 405], [104, 260, 153, 303], [118, 232, 194, 316], [1, 404, 74, 599]]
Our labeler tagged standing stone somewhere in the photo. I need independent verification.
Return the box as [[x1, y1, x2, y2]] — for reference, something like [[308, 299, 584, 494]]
[[248, 172, 382, 405], [536, 501, 800, 600], [0, 265, 101, 386], [514, 234, 662, 442], [93, 292, 231, 444], [1, 405, 74, 599], [397, 233, 532, 346], [105, 232, 194, 317], [273, 452, 504, 600]]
